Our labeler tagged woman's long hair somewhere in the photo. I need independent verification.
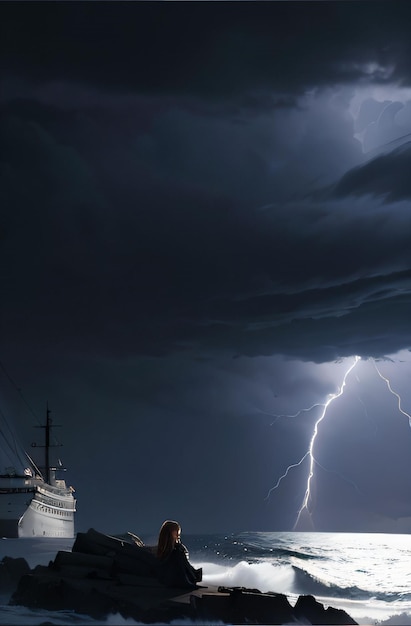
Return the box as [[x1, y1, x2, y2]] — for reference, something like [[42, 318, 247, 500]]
[[157, 520, 181, 559]]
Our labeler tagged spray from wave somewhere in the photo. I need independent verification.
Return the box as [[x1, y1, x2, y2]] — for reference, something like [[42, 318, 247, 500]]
[[198, 560, 294, 595]]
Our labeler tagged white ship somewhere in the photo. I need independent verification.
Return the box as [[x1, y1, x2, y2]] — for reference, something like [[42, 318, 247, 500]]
[[0, 405, 76, 538]]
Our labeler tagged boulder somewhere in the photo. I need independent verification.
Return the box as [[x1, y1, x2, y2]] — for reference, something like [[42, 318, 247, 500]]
[[192, 587, 295, 625], [294, 594, 358, 625], [72, 527, 158, 577], [0, 556, 30, 594]]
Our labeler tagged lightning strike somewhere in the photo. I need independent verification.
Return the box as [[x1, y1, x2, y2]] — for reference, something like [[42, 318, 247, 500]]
[[259, 404, 324, 426], [265, 451, 310, 499], [267, 355, 411, 529], [373, 360, 411, 428], [266, 355, 361, 528], [293, 355, 361, 529]]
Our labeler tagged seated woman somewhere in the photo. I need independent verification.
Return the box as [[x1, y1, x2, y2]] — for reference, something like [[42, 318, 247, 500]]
[[156, 520, 202, 589]]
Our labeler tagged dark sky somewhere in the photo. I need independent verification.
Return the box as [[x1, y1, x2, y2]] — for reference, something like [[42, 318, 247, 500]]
[[1, 1, 411, 536]]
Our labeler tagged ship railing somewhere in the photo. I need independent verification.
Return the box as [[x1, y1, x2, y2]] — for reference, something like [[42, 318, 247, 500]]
[[37, 482, 74, 498], [31, 497, 77, 514], [36, 493, 75, 510]]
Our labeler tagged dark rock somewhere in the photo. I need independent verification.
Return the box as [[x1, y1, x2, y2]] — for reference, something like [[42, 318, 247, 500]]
[[11, 572, 195, 622], [192, 587, 295, 625], [73, 527, 158, 577], [325, 604, 359, 625], [294, 594, 358, 625], [51, 550, 115, 580], [0, 556, 30, 594]]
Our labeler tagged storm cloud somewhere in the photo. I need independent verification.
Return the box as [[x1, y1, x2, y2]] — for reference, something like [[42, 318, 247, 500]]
[[1, 1, 411, 534]]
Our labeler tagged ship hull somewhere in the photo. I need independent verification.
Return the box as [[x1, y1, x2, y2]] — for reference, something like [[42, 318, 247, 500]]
[[18, 503, 75, 538], [18, 482, 76, 538]]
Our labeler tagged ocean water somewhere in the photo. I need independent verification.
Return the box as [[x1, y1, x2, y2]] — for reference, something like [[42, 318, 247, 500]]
[[1, 531, 410, 625]]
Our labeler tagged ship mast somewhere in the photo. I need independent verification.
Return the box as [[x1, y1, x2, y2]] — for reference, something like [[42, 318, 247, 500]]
[[32, 403, 62, 484], [45, 403, 51, 484]]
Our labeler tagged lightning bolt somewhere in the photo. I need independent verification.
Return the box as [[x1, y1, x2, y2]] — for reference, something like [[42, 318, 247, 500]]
[[266, 355, 411, 529], [258, 404, 324, 426], [373, 360, 411, 428], [294, 355, 361, 529], [266, 355, 361, 529]]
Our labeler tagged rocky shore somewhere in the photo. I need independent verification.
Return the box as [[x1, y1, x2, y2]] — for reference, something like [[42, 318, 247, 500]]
[[1, 528, 358, 624]]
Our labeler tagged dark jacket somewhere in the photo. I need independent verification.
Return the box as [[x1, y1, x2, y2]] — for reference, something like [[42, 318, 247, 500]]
[[157, 542, 202, 589]]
